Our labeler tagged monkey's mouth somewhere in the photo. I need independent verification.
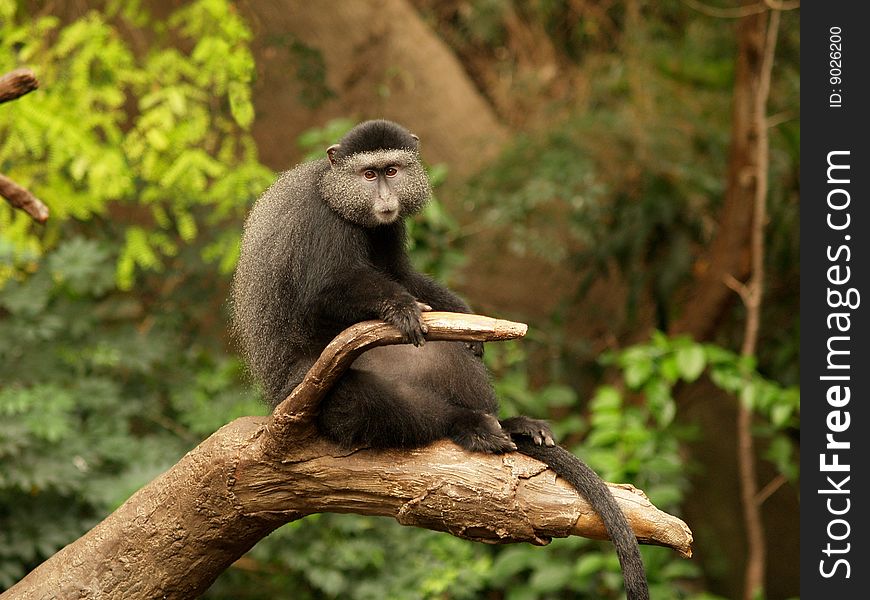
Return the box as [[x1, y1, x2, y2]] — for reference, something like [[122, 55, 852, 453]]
[[376, 209, 399, 223]]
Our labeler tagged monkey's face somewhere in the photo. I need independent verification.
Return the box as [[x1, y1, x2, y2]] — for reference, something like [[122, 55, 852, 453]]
[[320, 149, 431, 228]]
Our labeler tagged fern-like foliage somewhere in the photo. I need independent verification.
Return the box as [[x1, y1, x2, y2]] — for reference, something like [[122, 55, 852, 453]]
[[0, 0, 273, 288]]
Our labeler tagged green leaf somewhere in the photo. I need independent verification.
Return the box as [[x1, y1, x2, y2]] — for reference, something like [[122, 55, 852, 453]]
[[710, 365, 743, 394], [659, 354, 680, 383], [624, 358, 653, 388], [675, 345, 706, 381], [574, 553, 607, 579], [46, 238, 114, 296], [528, 563, 573, 593], [489, 547, 536, 584], [590, 386, 622, 411], [541, 384, 578, 408], [766, 434, 799, 480], [771, 402, 794, 428], [174, 209, 198, 242], [228, 80, 254, 128]]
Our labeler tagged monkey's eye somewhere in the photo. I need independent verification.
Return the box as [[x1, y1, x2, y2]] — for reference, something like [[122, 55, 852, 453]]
[[363, 170, 377, 181], [384, 166, 398, 177]]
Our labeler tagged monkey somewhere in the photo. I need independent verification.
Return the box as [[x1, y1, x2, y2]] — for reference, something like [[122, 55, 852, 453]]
[[231, 120, 649, 600]]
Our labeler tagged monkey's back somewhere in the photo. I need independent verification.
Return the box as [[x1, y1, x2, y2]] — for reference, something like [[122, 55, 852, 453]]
[[231, 159, 339, 402]]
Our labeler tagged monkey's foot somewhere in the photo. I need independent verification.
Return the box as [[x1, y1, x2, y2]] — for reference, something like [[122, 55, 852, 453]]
[[450, 412, 517, 453], [500, 416, 556, 447], [465, 340, 485, 357]]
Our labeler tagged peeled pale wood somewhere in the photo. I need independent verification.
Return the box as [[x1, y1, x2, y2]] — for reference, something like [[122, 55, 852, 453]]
[[3, 312, 692, 599], [240, 435, 693, 556]]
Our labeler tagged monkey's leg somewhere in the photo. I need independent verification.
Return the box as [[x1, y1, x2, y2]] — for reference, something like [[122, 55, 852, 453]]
[[447, 409, 517, 454], [317, 371, 515, 453], [318, 368, 453, 449]]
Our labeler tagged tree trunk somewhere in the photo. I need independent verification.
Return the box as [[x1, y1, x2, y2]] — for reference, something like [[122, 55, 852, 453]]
[[234, 0, 508, 177], [670, 9, 767, 339]]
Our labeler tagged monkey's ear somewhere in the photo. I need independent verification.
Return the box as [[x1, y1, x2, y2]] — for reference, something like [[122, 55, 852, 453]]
[[327, 144, 340, 166]]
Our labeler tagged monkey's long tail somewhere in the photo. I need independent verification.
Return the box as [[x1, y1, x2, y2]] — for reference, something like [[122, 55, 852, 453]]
[[515, 439, 650, 600]]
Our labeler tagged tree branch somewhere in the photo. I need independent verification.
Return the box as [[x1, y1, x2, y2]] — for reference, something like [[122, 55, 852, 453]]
[[3, 313, 692, 599], [0, 68, 38, 104], [0, 68, 49, 223], [0, 173, 50, 223], [736, 7, 780, 600], [670, 6, 767, 339]]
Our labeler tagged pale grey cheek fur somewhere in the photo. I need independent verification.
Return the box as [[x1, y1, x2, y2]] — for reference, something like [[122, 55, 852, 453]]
[[320, 166, 377, 226], [395, 161, 431, 217]]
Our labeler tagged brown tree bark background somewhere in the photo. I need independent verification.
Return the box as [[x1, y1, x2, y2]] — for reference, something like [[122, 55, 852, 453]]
[[669, 12, 763, 340], [235, 0, 508, 177]]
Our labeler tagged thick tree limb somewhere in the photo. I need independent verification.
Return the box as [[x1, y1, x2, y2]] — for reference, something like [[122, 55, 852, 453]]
[[0, 174, 49, 223], [3, 313, 692, 599], [0, 68, 38, 104]]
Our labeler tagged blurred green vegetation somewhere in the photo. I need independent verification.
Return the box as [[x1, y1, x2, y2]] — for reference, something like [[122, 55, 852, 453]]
[[1, 1, 798, 599]]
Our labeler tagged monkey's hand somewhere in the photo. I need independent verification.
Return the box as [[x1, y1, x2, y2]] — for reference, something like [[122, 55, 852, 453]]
[[380, 293, 428, 346]]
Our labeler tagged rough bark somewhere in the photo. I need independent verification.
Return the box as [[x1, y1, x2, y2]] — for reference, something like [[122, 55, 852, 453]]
[[734, 8, 780, 600], [3, 313, 692, 599], [673, 6, 792, 599]]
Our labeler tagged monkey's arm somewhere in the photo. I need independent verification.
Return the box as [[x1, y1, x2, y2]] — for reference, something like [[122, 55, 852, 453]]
[[316, 267, 428, 346], [402, 271, 472, 313], [378, 222, 471, 314]]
